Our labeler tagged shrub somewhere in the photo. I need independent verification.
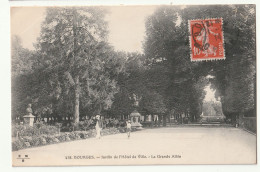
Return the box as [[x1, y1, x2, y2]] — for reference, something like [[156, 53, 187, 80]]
[[73, 131, 83, 139], [61, 120, 94, 132], [29, 137, 41, 146], [82, 119, 94, 130], [74, 131, 94, 139], [74, 132, 81, 140], [39, 125, 59, 135], [12, 123, 59, 137], [65, 136, 71, 141], [101, 128, 120, 136], [56, 134, 67, 142], [112, 119, 119, 127], [22, 136, 32, 142], [55, 123, 63, 129], [61, 122, 74, 132], [76, 131, 85, 139], [118, 121, 126, 127], [67, 132, 76, 140], [24, 142, 31, 147], [23, 127, 40, 137], [34, 122, 45, 129], [118, 127, 126, 133], [12, 123, 134, 151], [101, 129, 109, 136], [87, 129, 96, 137], [53, 137, 60, 143], [12, 139, 25, 151], [67, 132, 81, 140], [12, 125, 25, 137], [40, 137, 47, 145], [40, 134, 48, 139], [46, 135, 55, 144], [82, 132, 90, 139]]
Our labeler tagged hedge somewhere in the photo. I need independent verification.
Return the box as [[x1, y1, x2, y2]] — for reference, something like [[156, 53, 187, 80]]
[[12, 127, 133, 151], [12, 123, 59, 137]]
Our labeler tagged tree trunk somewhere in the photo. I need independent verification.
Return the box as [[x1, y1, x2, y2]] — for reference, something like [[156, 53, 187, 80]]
[[158, 115, 161, 127], [74, 75, 80, 123], [163, 114, 167, 126]]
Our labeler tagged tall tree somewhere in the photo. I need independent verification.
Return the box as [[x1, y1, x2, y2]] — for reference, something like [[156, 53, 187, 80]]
[[11, 35, 34, 77], [11, 35, 35, 120], [139, 90, 167, 115], [144, 6, 204, 121], [35, 7, 123, 123], [143, 5, 256, 121]]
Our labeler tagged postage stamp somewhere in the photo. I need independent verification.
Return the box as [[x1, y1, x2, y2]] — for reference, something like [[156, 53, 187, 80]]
[[189, 18, 225, 61]]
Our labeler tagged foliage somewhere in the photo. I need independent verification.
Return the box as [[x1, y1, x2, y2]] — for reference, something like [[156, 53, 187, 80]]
[[12, 127, 129, 151], [35, 7, 125, 122], [11, 36, 36, 119], [12, 140, 25, 151], [143, 5, 256, 120], [60, 119, 95, 131], [30, 137, 42, 146], [140, 91, 167, 115], [11, 5, 256, 125], [143, 6, 204, 120], [180, 5, 256, 115], [11, 35, 34, 77], [12, 123, 59, 137], [12, 7, 126, 123], [109, 87, 133, 118], [56, 133, 67, 142]]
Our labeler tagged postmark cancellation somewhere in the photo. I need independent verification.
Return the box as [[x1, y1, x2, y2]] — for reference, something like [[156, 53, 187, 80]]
[[189, 18, 225, 61]]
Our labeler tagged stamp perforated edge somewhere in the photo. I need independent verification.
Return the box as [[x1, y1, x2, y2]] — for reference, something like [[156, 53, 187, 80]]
[[188, 17, 226, 62]]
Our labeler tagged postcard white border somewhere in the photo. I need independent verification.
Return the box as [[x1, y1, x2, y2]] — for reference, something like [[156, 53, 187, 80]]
[[1, 0, 260, 172]]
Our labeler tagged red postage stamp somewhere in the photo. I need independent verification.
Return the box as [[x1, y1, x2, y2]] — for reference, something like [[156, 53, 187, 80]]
[[189, 18, 225, 61]]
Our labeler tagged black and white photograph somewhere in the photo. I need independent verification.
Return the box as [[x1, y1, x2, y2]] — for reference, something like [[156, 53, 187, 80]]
[[10, 4, 256, 166]]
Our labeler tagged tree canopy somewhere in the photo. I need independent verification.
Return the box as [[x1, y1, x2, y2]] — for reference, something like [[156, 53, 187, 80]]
[[12, 7, 125, 123], [12, 5, 256, 124], [143, 5, 256, 120]]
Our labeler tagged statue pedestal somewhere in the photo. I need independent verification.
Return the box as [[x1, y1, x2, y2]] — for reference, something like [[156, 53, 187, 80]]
[[199, 115, 225, 123], [23, 114, 35, 127], [200, 100, 225, 123], [130, 110, 143, 129]]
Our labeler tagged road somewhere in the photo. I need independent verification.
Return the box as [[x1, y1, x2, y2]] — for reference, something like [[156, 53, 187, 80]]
[[12, 127, 256, 166]]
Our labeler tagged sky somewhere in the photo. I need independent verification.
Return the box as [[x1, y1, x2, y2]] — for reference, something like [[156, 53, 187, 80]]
[[11, 6, 156, 53], [11, 7, 218, 101]]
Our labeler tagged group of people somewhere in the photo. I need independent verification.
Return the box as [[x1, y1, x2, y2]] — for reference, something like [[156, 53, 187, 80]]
[[95, 115, 132, 139]]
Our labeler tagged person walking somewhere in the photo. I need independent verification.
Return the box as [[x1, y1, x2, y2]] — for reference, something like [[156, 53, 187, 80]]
[[126, 120, 131, 139], [95, 115, 103, 139]]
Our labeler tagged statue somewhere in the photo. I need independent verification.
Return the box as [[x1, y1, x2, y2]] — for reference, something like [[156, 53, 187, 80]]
[[26, 104, 33, 115], [214, 97, 224, 116], [129, 93, 143, 129], [200, 97, 225, 123], [130, 93, 142, 107], [23, 104, 35, 127]]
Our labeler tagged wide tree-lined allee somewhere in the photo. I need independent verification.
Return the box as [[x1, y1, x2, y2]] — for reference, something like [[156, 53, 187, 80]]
[[12, 5, 256, 125], [143, 5, 256, 121]]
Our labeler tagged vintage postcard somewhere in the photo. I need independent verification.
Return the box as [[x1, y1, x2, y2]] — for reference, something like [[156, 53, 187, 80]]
[[11, 5, 256, 166]]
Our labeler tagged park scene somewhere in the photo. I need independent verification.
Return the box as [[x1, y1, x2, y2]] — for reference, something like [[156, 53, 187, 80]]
[[11, 5, 256, 165]]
